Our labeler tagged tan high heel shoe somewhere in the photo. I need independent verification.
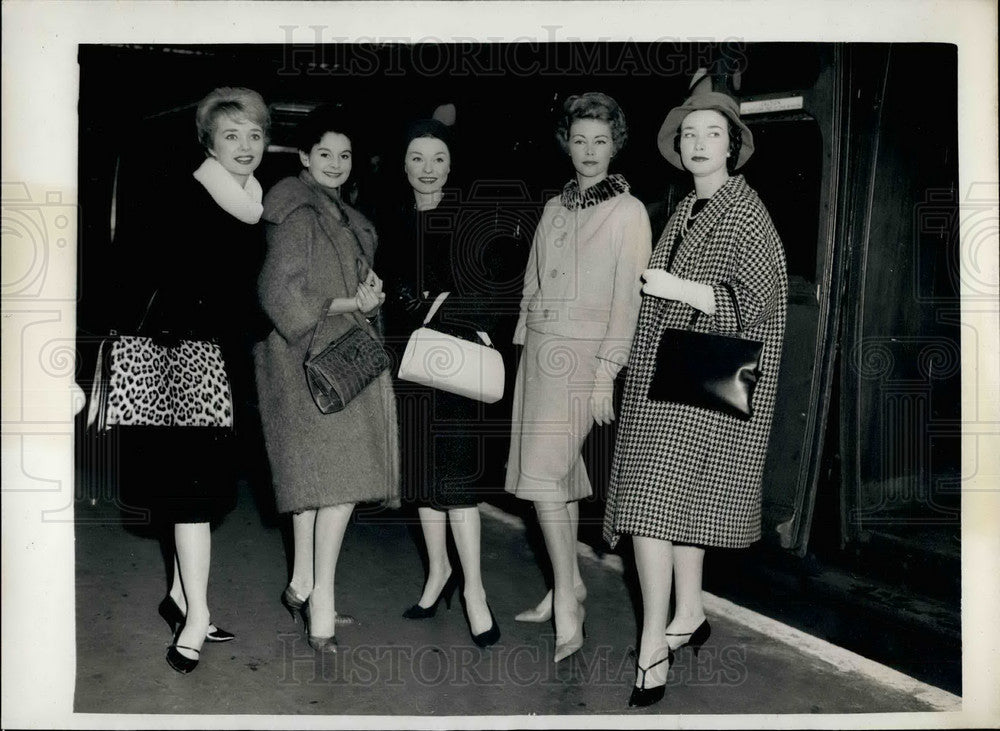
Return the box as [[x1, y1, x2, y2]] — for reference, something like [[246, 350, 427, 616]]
[[284, 586, 358, 629], [281, 585, 308, 624], [515, 582, 587, 623], [307, 635, 339, 654], [553, 603, 586, 663]]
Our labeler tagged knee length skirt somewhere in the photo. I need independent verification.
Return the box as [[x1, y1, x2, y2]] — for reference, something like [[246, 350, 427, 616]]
[[396, 380, 486, 509], [115, 426, 236, 525], [504, 328, 600, 503]]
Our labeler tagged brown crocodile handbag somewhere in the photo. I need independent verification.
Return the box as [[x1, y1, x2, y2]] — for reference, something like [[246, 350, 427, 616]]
[[304, 310, 390, 414]]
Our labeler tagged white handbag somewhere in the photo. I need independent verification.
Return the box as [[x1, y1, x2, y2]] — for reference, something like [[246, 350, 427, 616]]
[[397, 292, 505, 403]]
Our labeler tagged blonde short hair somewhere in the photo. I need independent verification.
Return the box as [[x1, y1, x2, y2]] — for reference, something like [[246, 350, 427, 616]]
[[195, 87, 270, 153], [555, 92, 628, 157]]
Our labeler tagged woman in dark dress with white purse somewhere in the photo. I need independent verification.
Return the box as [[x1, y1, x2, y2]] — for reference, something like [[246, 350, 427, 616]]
[[378, 119, 502, 647]]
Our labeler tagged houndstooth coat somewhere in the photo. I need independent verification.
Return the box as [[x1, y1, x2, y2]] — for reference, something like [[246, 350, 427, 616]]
[[603, 175, 788, 549]]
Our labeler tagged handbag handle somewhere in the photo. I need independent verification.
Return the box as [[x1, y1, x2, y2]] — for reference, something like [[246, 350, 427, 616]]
[[423, 291, 451, 324], [686, 282, 745, 333], [307, 297, 358, 357], [722, 281, 746, 332], [422, 291, 494, 348], [129, 289, 160, 336]]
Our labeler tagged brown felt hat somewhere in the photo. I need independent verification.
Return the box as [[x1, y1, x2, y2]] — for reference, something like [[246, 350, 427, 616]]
[[657, 90, 754, 170]]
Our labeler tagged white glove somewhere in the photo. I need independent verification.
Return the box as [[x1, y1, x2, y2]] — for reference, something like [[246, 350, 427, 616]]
[[641, 269, 716, 314], [590, 360, 616, 426]]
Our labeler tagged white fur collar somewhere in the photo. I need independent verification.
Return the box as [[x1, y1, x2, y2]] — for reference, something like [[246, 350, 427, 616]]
[[192, 157, 264, 224]]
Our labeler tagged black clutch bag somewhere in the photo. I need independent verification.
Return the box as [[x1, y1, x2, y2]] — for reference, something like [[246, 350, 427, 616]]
[[647, 282, 763, 421]]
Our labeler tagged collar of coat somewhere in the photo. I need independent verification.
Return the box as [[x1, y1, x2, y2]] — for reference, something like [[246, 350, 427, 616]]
[[560, 173, 630, 211], [662, 174, 753, 275], [263, 171, 377, 267], [192, 157, 264, 224]]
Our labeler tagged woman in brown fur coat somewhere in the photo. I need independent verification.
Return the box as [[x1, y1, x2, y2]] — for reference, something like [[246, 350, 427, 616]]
[[254, 105, 400, 654]]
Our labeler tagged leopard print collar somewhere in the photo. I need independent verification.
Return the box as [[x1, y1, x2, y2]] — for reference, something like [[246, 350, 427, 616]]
[[560, 173, 630, 211]]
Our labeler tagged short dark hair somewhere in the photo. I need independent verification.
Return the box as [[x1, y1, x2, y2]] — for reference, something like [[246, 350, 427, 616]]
[[295, 103, 358, 155], [672, 116, 744, 173], [403, 119, 453, 156], [555, 92, 628, 157], [195, 87, 269, 154]]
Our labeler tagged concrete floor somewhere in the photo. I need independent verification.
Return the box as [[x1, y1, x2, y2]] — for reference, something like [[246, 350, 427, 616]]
[[74, 483, 951, 718]]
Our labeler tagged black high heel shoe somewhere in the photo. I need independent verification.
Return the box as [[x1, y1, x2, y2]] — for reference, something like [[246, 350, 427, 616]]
[[158, 596, 235, 643], [628, 648, 674, 708], [467, 604, 501, 648], [402, 571, 459, 619], [166, 643, 201, 674], [158, 596, 184, 629], [666, 618, 711, 656]]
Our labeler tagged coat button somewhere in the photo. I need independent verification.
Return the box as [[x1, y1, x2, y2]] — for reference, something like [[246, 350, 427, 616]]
[[543, 309, 551, 318], [550, 269, 559, 278]]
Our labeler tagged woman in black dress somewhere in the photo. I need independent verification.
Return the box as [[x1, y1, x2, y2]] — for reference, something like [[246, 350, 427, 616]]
[[123, 87, 269, 673], [379, 119, 500, 647]]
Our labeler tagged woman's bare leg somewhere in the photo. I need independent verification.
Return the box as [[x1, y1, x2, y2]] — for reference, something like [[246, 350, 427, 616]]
[[414, 506, 452, 607], [308, 503, 354, 639], [172, 522, 212, 660], [534, 500, 579, 644], [665, 544, 706, 642], [289, 509, 316, 599], [632, 535, 673, 688], [516, 500, 586, 619], [448, 506, 491, 634]]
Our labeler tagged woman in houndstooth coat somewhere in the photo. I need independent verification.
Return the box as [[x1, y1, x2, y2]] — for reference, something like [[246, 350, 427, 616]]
[[603, 89, 787, 707]]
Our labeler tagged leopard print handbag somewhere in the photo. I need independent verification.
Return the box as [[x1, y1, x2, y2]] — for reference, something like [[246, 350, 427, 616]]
[[87, 334, 234, 431], [86, 288, 235, 431]]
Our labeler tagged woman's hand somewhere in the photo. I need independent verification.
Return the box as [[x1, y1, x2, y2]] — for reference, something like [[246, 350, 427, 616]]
[[365, 269, 384, 293], [355, 270, 386, 315], [641, 269, 716, 314], [590, 361, 616, 426]]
